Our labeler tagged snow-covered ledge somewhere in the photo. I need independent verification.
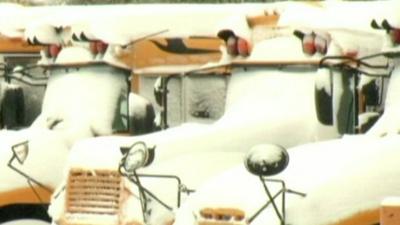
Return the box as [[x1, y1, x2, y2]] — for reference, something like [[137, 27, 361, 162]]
[[381, 197, 400, 225]]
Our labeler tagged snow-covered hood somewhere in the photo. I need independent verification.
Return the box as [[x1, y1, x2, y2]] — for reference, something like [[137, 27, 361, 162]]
[[0, 128, 70, 192], [174, 135, 400, 225]]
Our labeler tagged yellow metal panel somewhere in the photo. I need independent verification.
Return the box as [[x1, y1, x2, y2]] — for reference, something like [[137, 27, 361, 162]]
[[0, 36, 42, 53]]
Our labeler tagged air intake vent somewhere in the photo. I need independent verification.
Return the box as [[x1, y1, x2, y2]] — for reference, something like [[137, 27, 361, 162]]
[[63, 169, 122, 225]]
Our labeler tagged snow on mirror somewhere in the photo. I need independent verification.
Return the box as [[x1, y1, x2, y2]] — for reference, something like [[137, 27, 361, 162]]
[[120, 141, 155, 174], [244, 144, 289, 177], [244, 144, 304, 225], [11, 140, 29, 164]]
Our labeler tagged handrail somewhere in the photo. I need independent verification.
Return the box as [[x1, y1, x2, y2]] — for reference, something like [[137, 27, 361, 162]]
[[319, 54, 393, 77]]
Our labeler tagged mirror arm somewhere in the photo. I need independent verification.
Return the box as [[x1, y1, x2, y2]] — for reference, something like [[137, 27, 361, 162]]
[[7, 152, 52, 193], [246, 177, 306, 225], [125, 172, 174, 211]]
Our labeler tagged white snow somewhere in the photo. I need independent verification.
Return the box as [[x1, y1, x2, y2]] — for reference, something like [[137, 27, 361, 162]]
[[284, 137, 400, 225], [277, 1, 390, 32], [315, 68, 331, 94], [0, 3, 27, 38], [171, 14, 400, 223], [0, 3, 274, 45], [248, 35, 320, 61], [382, 197, 400, 207], [2, 2, 398, 225], [173, 135, 400, 225], [53, 47, 94, 64], [24, 23, 62, 45], [66, 36, 330, 169], [1, 219, 50, 225], [49, 35, 338, 224], [246, 144, 286, 166], [0, 60, 129, 193], [0, 128, 70, 191], [129, 93, 151, 121], [32, 65, 128, 142], [358, 112, 380, 128], [88, 4, 269, 45]]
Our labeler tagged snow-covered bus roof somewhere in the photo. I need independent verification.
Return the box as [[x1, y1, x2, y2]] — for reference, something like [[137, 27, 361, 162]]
[[0, 1, 396, 44], [1, 1, 397, 73]]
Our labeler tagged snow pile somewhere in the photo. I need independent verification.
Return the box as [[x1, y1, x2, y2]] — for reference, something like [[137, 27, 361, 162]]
[[315, 68, 331, 95], [129, 93, 151, 121], [48, 33, 341, 224], [0, 63, 129, 191], [88, 4, 268, 45], [284, 136, 400, 225], [0, 3, 27, 38], [278, 1, 389, 32], [382, 197, 400, 207], [245, 144, 287, 167], [24, 23, 62, 44], [248, 35, 320, 61], [62, 35, 334, 188], [174, 135, 400, 225], [54, 47, 94, 64], [32, 65, 128, 146], [102, 45, 132, 70], [327, 29, 385, 58], [0, 127, 70, 191]]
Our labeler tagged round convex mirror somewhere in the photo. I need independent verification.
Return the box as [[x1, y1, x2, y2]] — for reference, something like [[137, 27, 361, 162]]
[[123, 141, 154, 173], [244, 144, 289, 177]]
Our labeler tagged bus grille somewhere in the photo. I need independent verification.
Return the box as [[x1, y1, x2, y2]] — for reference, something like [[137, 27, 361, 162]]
[[63, 169, 122, 225]]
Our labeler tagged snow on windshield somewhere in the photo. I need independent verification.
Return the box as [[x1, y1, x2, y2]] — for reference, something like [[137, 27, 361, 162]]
[[32, 64, 128, 141]]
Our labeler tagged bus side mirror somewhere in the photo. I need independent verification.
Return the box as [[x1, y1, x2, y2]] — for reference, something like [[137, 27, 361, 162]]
[[244, 144, 289, 177], [315, 69, 333, 125], [120, 141, 155, 174], [12, 141, 29, 164]]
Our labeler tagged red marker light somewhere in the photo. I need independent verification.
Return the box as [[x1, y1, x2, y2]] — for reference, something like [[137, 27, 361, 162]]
[[89, 41, 98, 55], [390, 29, 400, 45], [302, 33, 316, 55], [96, 41, 108, 55], [237, 38, 250, 57], [89, 41, 108, 55], [47, 44, 62, 58]]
